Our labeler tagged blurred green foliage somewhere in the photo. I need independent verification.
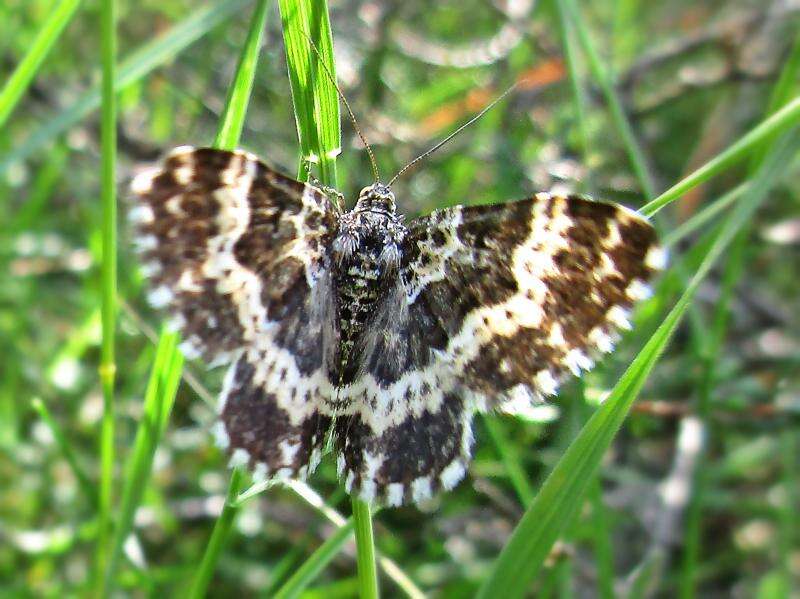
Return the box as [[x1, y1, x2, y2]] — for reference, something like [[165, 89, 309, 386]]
[[0, 0, 798, 596]]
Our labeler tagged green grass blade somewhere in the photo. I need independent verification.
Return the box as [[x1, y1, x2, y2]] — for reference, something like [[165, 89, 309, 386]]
[[0, 0, 250, 174], [484, 416, 535, 506], [187, 468, 245, 598], [96, 0, 118, 591], [476, 134, 796, 598], [277, 2, 384, 597], [641, 95, 800, 216], [0, 0, 81, 128], [103, 328, 184, 591], [278, 0, 341, 185], [31, 398, 95, 507], [561, 0, 656, 198], [272, 520, 356, 599], [213, 0, 269, 149], [278, 2, 382, 596], [662, 184, 746, 247], [184, 2, 269, 594]]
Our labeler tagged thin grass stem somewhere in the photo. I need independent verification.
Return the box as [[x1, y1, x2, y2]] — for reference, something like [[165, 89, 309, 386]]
[[662, 184, 746, 248], [31, 398, 95, 507], [187, 468, 245, 599], [352, 498, 380, 599], [484, 417, 535, 506], [272, 520, 356, 599], [96, 0, 118, 591]]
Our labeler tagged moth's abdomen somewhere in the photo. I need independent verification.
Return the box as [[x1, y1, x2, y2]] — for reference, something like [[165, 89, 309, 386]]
[[334, 251, 386, 385]]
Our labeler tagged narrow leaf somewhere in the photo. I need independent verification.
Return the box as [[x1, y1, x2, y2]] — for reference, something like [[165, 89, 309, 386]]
[[0, 0, 82, 128], [0, 0, 251, 174]]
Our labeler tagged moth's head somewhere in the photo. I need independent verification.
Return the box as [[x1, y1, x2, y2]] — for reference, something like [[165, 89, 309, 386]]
[[355, 182, 396, 215]]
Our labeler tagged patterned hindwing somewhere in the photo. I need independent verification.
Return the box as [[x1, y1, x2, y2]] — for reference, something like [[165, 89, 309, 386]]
[[337, 193, 664, 505], [217, 355, 332, 481], [130, 146, 339, 478], [335, 284, 474, 506], [334, 391, 474, 507]]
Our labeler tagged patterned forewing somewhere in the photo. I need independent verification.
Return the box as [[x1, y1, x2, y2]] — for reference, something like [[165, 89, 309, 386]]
[[403, 193, 665, 408], [131, 146, 339, 477]]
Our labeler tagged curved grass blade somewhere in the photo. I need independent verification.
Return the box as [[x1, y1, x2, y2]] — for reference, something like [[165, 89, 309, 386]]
[[31, 398, 95, 507], [213, 0, 270, 149], [483, 416, 536, 506], [476, 133, 797, 598], [187, 467, 246, 599], [662, 184, 746, 248], [0, 0, 251, 174], [0, 0, 81, 128]]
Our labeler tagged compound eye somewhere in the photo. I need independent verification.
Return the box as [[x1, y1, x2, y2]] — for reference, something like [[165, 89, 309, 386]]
[[358, 185, 374, 201]]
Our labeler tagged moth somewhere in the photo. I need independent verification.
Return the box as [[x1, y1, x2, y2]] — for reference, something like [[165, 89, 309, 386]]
[[130, 141, 663, 506]]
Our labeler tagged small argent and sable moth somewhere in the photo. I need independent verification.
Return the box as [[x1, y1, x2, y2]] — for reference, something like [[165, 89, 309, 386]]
[[130, 145, 664, 506]]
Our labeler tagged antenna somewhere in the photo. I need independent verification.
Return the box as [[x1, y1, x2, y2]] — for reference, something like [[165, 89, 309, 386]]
[[388, 80, 520, 187], [300, 31, 381, 183]]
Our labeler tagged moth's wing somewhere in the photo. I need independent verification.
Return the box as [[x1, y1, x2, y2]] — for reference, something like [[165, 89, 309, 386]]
[[338, 193, 664, 505], [402, 193, 664, 407], [130, 146, 339, 478], [334, 284, 475, 506]]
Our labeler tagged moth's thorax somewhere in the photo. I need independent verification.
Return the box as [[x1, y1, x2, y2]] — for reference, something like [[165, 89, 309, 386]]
[[331, 183, 407, 384]]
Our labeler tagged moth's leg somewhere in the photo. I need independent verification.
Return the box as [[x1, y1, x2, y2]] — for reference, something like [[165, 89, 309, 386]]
[[303, 158, 345, 212]]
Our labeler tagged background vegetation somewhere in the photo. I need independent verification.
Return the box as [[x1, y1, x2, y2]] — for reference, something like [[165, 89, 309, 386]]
[[0, 0, 798, 596]]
